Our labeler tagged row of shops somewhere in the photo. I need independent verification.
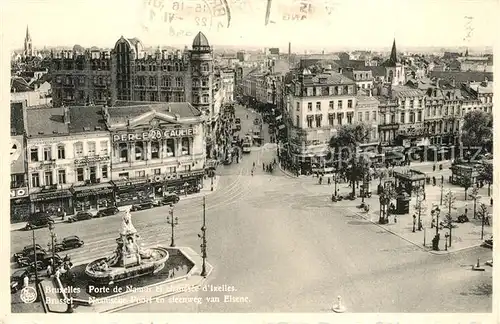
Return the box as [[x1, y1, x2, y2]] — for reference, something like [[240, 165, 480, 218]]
[[10, 170, 206, 223]]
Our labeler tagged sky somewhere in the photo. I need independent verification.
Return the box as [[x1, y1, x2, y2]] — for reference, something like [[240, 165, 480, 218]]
[[3, 0, 498, 51]]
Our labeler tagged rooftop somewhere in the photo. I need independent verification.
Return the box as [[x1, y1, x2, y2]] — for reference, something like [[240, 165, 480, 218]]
[[302, 71, 355, 85], [68, 106, 108, 134], [26, 107, 69, 137], [429, 71, 493, 83], [192, 31, 210, 48]]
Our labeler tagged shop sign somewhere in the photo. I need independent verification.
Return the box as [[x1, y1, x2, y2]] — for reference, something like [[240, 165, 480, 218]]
[[378, 124, 400, 131], [10, 187, 28, 199], [113, 128, 197, 142], [74, 156, 110, 166], [75, 188, 113, 198]]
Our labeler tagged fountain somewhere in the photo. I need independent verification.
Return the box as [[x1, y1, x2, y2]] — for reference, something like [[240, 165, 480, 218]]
[[85, 208, 169, 286]]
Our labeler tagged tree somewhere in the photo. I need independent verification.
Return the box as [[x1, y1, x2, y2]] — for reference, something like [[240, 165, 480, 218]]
[[379, 182, 397, 224], [468, 185, 480, 219], [413, 185, 426, 230], [329, 123, 372, 198], [479, 162, 493, 196], [461, 110, 493, 148], [460, 177, 473, 201], [476, 203, 489, 240], [443, 190, 457, 247]]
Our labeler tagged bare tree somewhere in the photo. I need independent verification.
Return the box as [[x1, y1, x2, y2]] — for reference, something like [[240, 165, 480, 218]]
[[468, 185, 480, 219], [443, 190, 457, 247]]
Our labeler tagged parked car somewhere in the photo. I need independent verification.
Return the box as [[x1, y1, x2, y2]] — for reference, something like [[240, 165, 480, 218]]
[[16, 250, 47, 268], [162, 193, 180, 205], [96, 207, 120, 218], [39, 253, 63, 269], [54, 236, 84, 252], [483, 236, 493, 248], [67, 211, 93, 223], [11, 268, 31, 293], [13, 244, 46, 262], [131, 201, 154, 211], [23, 212, 54, 230], [485, 260, 493, 267], [456, 214, 469, 223]]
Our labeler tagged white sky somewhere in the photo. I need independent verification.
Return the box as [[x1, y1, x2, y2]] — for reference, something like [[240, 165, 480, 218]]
[[3, 0, 498, 50]]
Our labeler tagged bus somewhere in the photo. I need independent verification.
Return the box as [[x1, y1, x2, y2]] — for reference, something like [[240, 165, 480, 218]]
[[242, 136, 252, 153]]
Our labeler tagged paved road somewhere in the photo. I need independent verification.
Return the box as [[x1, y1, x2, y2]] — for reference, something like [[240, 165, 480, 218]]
[[10, 105, 492, 313]]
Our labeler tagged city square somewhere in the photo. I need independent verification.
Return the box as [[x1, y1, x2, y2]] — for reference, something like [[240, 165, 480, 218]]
[[7, 0, 495, 316]]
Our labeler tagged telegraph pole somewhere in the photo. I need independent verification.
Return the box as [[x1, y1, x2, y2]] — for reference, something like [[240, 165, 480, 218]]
[[199, 196, 207, 277], [167, 205, 178, 247]]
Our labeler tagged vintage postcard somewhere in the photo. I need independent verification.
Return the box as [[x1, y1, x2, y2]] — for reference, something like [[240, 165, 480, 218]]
[[2, 0, 497, 322]]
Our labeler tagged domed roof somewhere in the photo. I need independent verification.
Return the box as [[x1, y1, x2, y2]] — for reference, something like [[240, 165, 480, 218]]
[[192, 32, 210, 48]]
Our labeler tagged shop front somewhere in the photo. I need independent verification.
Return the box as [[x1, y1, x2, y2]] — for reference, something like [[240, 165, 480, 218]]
[[30, 189, 73, 215], [165, 170, 205, 194], [10, 187, 30, 223], [71, 183, 115, 212], [112, 178, 154, 207]]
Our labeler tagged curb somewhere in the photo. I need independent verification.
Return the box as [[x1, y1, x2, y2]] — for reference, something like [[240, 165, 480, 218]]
[[428, 244, 482, 255], [277, 163, 300, 179]]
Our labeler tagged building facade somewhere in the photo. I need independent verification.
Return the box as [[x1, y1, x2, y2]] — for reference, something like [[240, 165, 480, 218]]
[[26, 106, 112, 215], [105, 102, 206, 206], [285, 68, 358, 172]]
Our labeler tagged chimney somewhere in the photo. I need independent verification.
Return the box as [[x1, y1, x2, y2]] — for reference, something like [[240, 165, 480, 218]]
[[63, 106, 70, 124]]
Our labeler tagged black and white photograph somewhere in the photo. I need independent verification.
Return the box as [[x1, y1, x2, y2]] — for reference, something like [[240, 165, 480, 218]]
[[3, 0, 497, 319]]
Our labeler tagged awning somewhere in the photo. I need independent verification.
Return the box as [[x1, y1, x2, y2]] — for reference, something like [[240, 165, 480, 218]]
[[111, 178, 148, 188], [31, 190, 72, 202], [71, 183, 114, 198]]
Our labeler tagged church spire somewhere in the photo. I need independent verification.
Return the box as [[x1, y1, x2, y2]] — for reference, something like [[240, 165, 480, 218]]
[[389, 38, 397, 64], [25, 25, 30, 40]]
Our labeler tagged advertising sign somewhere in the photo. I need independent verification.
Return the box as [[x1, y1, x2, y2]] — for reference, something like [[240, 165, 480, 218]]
[[112, 128, 198, 142], [10, 135, 25, 174], [10, 187, 29, 199]]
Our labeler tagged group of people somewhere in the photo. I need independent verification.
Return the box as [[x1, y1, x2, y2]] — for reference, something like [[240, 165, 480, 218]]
[[262, 159, 277, 173]]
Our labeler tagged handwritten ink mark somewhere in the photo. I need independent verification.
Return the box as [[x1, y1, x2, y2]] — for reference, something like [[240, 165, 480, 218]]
[[265, 0, 273, 26]]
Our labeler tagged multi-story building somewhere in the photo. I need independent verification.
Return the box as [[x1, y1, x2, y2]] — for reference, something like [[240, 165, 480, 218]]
[[105, 101, 206, 207], [381, 39, 406, 86], [26, 105, 112, 215], [285, 68, 357, 173], [341, 67, 374, 90], [355, 94, 379, 147], [10, 101, 30, 222], [50, 32, 222, 158], [220, 68, 235, 104]]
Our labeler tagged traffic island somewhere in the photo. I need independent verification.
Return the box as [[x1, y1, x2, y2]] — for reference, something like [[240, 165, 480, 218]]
[[40, 247, 213, 313]]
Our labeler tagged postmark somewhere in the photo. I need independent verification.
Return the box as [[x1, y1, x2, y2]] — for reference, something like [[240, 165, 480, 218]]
[[20, 286, 37, 304], [142, 0, 231, 36]]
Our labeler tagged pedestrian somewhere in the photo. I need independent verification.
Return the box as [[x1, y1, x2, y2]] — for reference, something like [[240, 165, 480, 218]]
[[394, 214, 397, 223], [46, 264, 52, 277], [253, 162, 255, 168], [328, 177, 331, 185], [262, 162, 265, 171], [23, 274, 29, 288], [490, 198, 493, 206]]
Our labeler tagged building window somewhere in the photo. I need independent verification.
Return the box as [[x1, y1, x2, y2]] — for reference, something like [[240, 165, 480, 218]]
[[329, 101, 334, 109], [365, 111, 369, 121], [88, 142, 96, 156], [347, 100, 353, 108], [58, 169, 66, 184], [118, 172, 129, 179], [296, 102, 300, 111], [337, 113, 343, 125], [175, 77, 183, 87], [151, 141, 160, 159], [135, 170, 145, 178], [307, 102, 312, 111], [417, 111, 422, 122], [57, 145, 65, 159], [358, 112, 363, 122], [296, 116, 300, 127], [30, 147, 39, 162], [181, 138, 190, 155], [149, 76, 156, 86], [154, 168, 161, 175], [306, 116, 313, 128], [169, 166, 177, 173], [202, 94, 209, 103], [76, 168, 84, 182], [102, 165, 108, 179], [201, 78, 208, 87], [119, 143, 128, 162], [315, 115, 322, 127], [100, 141, 108, 155], [400, 112, 405, 123], [372, 111, 377, 121], [74, 142, 84, 157], [135, 142, 144, 160], [44, 171, 53, 186], [338, 100, 343, 109], [166, 139, 175, 156], [43, 147, 52, 161], [316, 102, 321, 110], [328, 114, 334, 126], [31, 173, 40, 187], [409, 112, 415, 123], [347, 113, 353, 124]]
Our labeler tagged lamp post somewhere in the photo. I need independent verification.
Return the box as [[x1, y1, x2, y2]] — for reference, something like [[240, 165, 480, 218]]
[[412, 214, 416, 232], [31, 226, 40, 301], [48, 222, 57, 260], [198, 196, 207, 277], [440, 177, 444, 206], [211, 173, 214, 191], [167, 205, 178, 247]]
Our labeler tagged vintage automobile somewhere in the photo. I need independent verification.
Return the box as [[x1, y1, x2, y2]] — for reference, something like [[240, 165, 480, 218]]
[[131, 200, 154, 211], [13, 244, 46, 262], [23, 212, 54, 230], [483, 236, 493, 248], [456, 214, 470, 223], [54, 236, 84, 252], [67, 211, 93, 223], [95, 207, 120, 218], [162, 193, 180, 205], [16, 250, 48, 268], [11, 268, 31, 293]]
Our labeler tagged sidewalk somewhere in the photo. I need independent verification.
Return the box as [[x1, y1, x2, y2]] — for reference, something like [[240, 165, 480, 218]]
[[10, 178, 220, 232]]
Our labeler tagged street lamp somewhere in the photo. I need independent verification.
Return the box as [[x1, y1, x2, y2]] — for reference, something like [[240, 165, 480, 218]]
[[440, 176, 444, 206], [198, 196, 208, 277], [167, 205, 179, 247], [412, 214, 416, 232], [211, 173, 214, 191], [48, 222, 57, 260]]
